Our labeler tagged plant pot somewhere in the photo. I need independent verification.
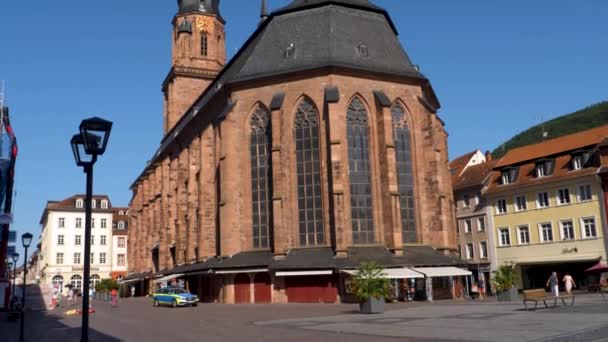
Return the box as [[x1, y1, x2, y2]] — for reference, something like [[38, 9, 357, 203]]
[[359, 297, 385, 314], [497, 287, 519, 302]]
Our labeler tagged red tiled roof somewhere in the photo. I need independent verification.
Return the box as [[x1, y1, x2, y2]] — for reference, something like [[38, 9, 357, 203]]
[[449, 150, 478, 183], [453, 160, 497, 191], [495, 125, 608, 168]]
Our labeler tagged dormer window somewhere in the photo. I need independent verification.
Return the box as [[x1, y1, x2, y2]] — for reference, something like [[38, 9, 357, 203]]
[[284, 43, 295, 59], [356, 43, 368, 58], [535, 159, 554, 178], [500, 167, 518, 185], [101, 200, 108, 209], [118, 211, 124, 215], [75, 199, 84, 209], [571, 150, 593, 170], [117, 221, 125, 230]]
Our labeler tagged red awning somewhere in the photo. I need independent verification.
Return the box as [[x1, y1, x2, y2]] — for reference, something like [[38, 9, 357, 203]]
[[585, 262, 608, 273]]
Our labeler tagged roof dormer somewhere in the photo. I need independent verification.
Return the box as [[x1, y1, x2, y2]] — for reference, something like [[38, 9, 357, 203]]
[[499, 166, 519, 185], [534, 158, 555, 178]]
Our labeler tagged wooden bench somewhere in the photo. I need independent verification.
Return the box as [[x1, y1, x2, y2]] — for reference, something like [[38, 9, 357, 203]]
[[522, 289, 575, 310]]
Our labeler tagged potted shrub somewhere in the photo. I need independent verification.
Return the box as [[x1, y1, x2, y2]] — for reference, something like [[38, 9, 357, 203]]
[[350, 261, 391, 314], [491, 265, 519, 302], [96, 278, 118, 301]]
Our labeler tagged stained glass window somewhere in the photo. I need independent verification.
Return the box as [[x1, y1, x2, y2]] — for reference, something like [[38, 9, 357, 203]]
[[347, 97, 374, 244], [250, 105, 272, 249], [392, 104, 417, 243], [294, 98, 324, 246]]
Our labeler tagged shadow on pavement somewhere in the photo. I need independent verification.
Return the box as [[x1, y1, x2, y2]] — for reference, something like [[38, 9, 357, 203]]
[[0, 285, 121, 342]]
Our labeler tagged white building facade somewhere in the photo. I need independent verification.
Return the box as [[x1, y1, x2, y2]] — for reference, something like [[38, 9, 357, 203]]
[[38, 195, 117, 293], [111, 208, 129, 280]]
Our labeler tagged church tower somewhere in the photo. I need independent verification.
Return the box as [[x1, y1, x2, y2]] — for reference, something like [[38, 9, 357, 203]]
[[162, 0, 226, 135]]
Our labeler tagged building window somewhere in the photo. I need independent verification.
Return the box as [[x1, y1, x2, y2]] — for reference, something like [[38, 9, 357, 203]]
[[75, 235, 82, 246], [515, 195, 527, 212], [499, 228, 511, 246], [560, 220, 575, 240], [535, 159, 554, 178], [71, 275, 82, 292], [76, 199, 84, 208], [201, 32, 208, 56], [74, 252, 81, 264], [478, 217, 486, 232], [571, 151, 593, 170], [250, 105, 273, 250], [101, 218, 107, 228], [392, 104, 417, 244], [118, 237, 126, 248], [466, 243, 474, 260], [463, 194, 470, 208], [58, 217, 65, 228], [100, 235, 107, 246], [582, 217, 597, 238], [480, 241, 488, 259], [91, 218, 95, 228], [536, 163, 547, 177], [294, 97, 324, 246], [572, 155, 583, 170], [557, 188, 571, 205], [284, 43, 295, 59], [500, 167, 518, 185], [117, 221, 125, 230], [56, 253, 64, 265], [101, 200, 108, 209], [578, 184, 592, 202], [517, 226, 530, 245], [464, 219, 472, 233], [118, 254, 126, 267], [496, 199, 507, 214], [92, 200, 96, 209], [90, 253, 94, 264], [348, 97, 374, 244], [90, 235, 95, 245], [539, 223, 554, 242], [76, 218, 82, 228], [52, 275, 64, 289], [57, 235, 64, 246], [537, 192, 550, 208], [100, 253, 107, 264], [356, 43, 368, 57], [90, 274, 101, 288]]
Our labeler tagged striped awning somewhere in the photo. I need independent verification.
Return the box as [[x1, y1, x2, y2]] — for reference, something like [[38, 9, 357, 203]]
[[342, 268, 424, 279], [412, 267, 472, 278], [275, 270, 333, 277], [214, 268, 268, 275]]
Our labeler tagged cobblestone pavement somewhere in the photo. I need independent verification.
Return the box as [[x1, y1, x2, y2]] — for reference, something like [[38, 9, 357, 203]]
[[258, 294, 608, 342], [3, 294, 608, 341]]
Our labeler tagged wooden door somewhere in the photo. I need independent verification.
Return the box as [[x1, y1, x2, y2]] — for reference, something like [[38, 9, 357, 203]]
[[234, 274, 251, 304]]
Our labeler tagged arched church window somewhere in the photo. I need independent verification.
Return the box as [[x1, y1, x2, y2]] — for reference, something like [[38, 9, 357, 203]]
[[250, 105, 272, 249], [347, 97, 374, 244], [392, 104, 417, 243], [201, 32, 208, 57], [294, 97, 324, 246]]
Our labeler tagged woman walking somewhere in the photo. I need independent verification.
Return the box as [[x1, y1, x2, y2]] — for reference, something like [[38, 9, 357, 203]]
[[563, 273, 576, 294], [110, 288, 118, 307]]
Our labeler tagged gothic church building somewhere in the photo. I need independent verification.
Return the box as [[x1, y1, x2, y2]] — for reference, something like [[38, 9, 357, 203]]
[[128, 0, 459, 304]]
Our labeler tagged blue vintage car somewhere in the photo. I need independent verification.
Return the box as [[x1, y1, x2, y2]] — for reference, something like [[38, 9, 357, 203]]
[[152, 287, 199, 308]]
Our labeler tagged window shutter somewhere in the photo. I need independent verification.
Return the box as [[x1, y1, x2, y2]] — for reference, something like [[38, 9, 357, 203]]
[[583, 151, 594, 167], [546, 159, 555, 175]]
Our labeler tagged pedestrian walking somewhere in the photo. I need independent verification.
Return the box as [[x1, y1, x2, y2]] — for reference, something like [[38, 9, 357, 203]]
[[111, 288, 118, 307], [131, 285, 135, 298], [563, 273, 576, 294], [546, 272, 559, 297]]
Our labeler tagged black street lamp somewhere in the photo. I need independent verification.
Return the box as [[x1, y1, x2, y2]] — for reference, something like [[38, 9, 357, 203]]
[[10, 252, 18, 308], [19, 233, 32, 342], [71, 117, 112, 342]]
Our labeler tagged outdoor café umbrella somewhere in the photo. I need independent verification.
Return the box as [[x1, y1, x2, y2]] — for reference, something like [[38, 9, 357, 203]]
[[585, 262, 608, 273]]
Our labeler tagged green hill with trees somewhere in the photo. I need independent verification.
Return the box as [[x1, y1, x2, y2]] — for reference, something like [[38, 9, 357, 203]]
[[492, 101, 608, 159]]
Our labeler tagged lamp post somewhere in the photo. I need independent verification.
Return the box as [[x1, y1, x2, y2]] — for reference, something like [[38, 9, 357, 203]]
[[19, 233, 32, 342], [11, 253, 18, 308], [71, 117, 112, 342]]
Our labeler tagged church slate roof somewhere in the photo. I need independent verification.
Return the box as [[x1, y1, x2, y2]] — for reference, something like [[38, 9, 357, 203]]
[[132, 0, 436, 189]]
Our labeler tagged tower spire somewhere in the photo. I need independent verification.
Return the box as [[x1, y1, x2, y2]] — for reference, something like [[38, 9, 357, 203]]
[[260, 0, 268, 23]]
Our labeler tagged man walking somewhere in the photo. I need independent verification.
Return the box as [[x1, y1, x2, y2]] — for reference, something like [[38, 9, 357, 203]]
[[546, 272, 559, 297]]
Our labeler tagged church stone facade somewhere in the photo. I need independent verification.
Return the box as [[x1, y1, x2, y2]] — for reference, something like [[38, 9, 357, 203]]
[[128, 0, 458, 304]]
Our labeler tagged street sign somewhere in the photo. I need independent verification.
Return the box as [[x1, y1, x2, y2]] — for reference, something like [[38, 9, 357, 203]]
[[0, 213, 13, 224]]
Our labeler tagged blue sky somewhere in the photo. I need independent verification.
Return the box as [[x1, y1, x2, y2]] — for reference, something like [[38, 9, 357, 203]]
[[1, 0, 606, 263]]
